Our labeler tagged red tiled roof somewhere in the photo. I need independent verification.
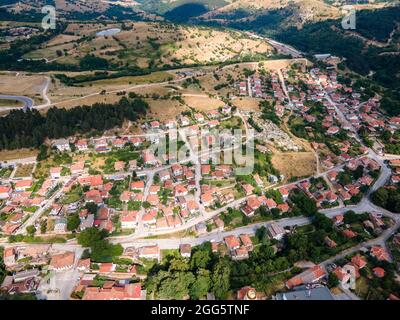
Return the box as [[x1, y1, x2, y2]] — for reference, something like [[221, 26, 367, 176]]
[[373, 267, 385, 278], [83, 283, 141, 300], [224, 235, 240, 249]]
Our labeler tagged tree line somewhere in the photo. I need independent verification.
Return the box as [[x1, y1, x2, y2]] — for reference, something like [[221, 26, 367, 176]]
[[0, 96, 149, 150]]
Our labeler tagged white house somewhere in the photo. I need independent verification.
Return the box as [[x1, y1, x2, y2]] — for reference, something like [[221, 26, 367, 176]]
[[53, 139, 70, 152], [54, 218, 67, 233], [267, 222, 286, 241]]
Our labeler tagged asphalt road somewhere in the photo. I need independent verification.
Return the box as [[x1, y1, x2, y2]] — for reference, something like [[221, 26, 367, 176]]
[[0, 94, 34, 110]]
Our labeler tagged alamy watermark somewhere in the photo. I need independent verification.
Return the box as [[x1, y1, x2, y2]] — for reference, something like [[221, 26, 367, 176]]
[[341, 5, 356, 30], [146, 128, 255, 176], [42, 5, 56, 30]]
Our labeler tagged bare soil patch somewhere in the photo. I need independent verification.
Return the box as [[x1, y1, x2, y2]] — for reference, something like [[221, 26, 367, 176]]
[[272, 152, 317, 180]]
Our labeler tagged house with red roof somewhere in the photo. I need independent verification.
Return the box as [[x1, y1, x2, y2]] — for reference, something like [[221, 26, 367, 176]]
[[201, 192, 214, 207], [241, 183, 254, 196], [14, 180, 32, 192], [232, 247, 249, 260], [187, 200, 199, 214], [171, 163, 184, 177], [131, 180, 145, 191], [333, 266, 352, 286], [286, 265, 326, 289], [113, 139, 125, 149], [71, 162, 85, 175], [119, 191, 133, 203], [224, 235, 241, 251], [373, 267, 385, 278], [299, 180, 311, 191], [85, 189, 103, 204], [265, 198, 277, 210], [142, 209, 157, 226], [277, 203, 290, 213], [279, 187, 289, 200], [120, 211, 138, 229], [75, 139, 88, 151], [83, 283, 142, 300], [358, 175, 374, 186], [49, 252, 75, 272], [146, 194, 159, 206], [339, 190, 351, 201], [174, 184, 188, 197], [0, 185, 12, 200], [370, 246, 390, 262], [351, 255, 367, 269], [139, 245, 160, 261], [327, 126, 340, 135], [239, 234, 254, 251], [324, 236, 337, 248], [324, 190, 338, 203], [342, 229, 357, 239]]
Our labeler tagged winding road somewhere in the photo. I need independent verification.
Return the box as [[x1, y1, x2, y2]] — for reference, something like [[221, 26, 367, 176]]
[[0, 94, 34, 111]]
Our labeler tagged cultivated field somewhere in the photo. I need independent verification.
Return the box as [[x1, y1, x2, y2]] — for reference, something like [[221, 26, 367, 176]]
[[14, 163, 35, 178]]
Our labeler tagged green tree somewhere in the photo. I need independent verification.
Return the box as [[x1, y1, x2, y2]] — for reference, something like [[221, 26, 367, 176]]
[[85, 202, 98, 215], [90, 240, 123, 263], [26, 225, 36, 237], [255, 226, 267, 242], [0, 247, 6, 284], [313, 212, 333, 232], [211, 258, 231, 300], [371, 188, 389, 208], [190, 269, 211, 300], [190, 249, 211, 270], [169, 258, 190, 272], [40, 220, 47, 234], [67, 214, 81, 231], [344, 210, 359, 224], [77, 227, 108, 247], [157, 271, 195, 300], [327, 272, 339, 288]]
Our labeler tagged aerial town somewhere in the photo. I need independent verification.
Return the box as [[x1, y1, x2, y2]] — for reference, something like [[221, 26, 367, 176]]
[[1, 0, 400, 305], [1, 59, 400, 301]]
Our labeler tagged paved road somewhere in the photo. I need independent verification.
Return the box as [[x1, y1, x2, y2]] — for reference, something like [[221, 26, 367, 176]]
[[246, 32, 304, 58], [0, 94, 34, 110]]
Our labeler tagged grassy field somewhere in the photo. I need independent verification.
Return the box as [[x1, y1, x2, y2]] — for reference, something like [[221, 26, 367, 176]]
[[0, 149, 38, 161], [0, 167, 13, 178], [271, 152, 317, 181], [0, 74, 46, 98], [220, 116, 244, 130], [0, 99, 24, 108]]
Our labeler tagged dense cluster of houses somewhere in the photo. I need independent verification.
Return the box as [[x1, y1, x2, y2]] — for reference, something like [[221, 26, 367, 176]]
[[284, 243, 397, 299], [236, 74, 268, 98], [326, 156, 380, 203], [1, 245, 77, 295], [0, 176, 61, 235]]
